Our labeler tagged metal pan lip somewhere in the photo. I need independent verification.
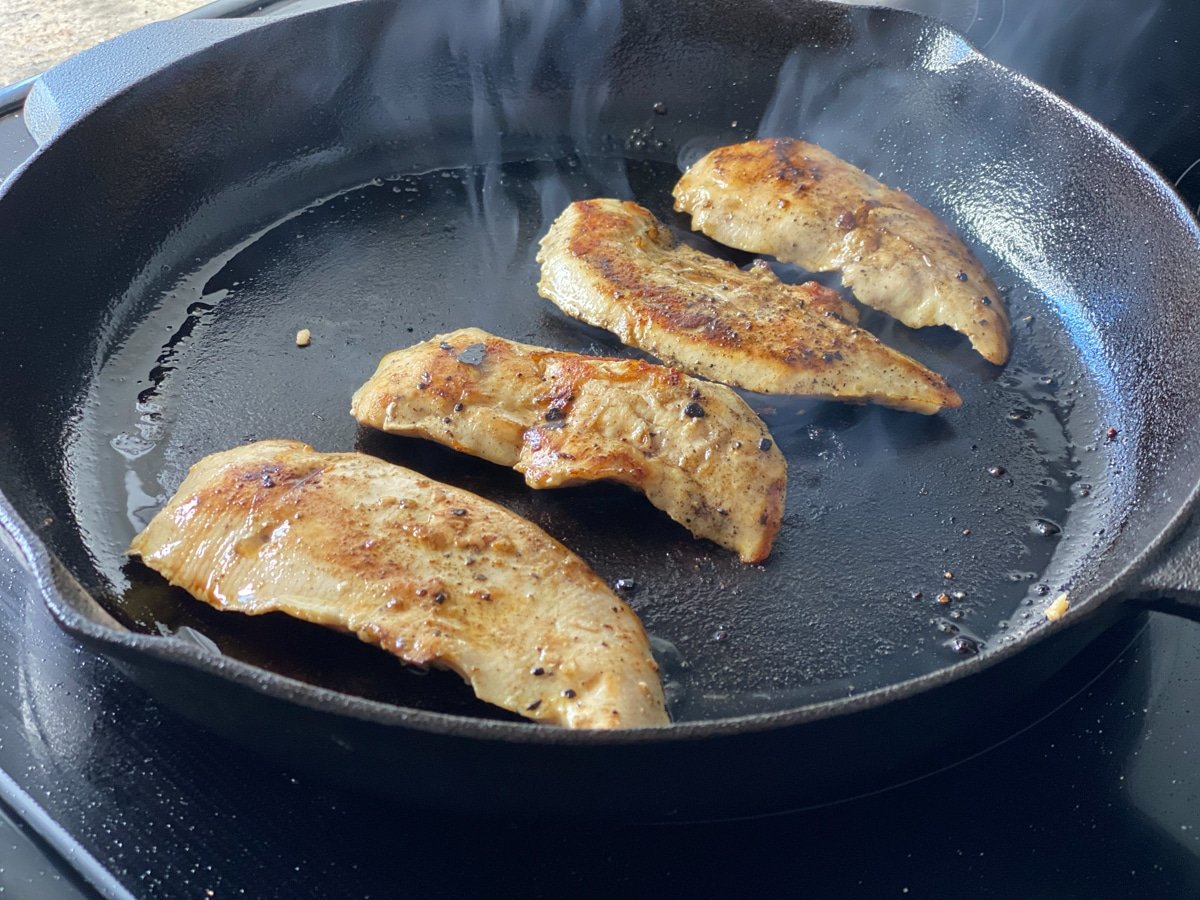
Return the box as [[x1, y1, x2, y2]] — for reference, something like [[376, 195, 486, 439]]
[[3, 0, 1200, 746]]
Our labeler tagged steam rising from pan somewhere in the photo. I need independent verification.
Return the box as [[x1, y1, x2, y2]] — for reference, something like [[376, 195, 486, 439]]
[[356, 0, 628, 273], [834, 1, 1174, 155]]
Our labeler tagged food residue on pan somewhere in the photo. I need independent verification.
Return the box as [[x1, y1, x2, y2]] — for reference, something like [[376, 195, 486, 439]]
[[295, 328, 312, 347], [1045, 593, 1070, 621]]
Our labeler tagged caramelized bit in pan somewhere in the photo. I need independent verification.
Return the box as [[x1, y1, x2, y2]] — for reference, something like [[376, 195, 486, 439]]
[[536, 198, 961, 414], [351, 328, 787, 563], [673, 138, 1010, 365], [129, 439, 668, 729], [1045, 593, 1070, 621]]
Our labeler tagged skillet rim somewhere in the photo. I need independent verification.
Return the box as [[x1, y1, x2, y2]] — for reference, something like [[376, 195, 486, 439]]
[[2, 0, 1200, 746]]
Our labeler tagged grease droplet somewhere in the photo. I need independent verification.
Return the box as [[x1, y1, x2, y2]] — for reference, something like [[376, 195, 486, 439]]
[[1030, 519, 1062, 537], [952, 636, 980, 655]]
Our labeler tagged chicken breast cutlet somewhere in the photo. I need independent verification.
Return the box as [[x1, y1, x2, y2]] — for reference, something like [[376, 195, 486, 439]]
[[673, 138, 1010, 365], [351, 328, 787, 563], [536, 199, 961, 414], [129, 439, 668, 729]]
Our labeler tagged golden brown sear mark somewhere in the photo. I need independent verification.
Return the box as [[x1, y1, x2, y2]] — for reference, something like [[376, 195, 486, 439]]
[[673, 138, 1010, 365], [537, 198, 961, 414]]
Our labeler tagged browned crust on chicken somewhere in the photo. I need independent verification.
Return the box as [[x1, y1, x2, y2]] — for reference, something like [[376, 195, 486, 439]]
[[129, 439, 668, 729], [673, 138, 1010, 365], [351, 328, 787, 563], [536, 199, 961, 415]]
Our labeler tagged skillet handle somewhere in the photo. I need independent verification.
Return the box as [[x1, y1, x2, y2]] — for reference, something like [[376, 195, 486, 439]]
[[23, 17, 259, 146], [1121, 513, 1200, 622]]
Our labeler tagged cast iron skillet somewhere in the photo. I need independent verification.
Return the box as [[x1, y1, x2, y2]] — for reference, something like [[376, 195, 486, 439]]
[[2, 0, 1200, 818]]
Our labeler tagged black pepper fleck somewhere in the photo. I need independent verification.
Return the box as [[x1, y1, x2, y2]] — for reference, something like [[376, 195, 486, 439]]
[[450, 508, 467, 516], [453, 402, 465, 412], [526, 700, 542, 711], [562, 689, 577, 698], [531, 667, 545, 676], [684, 402, 706, 418], [433, 592, 446, 604], [987, 466, 1006, 478], [1105, 427, 1119, 441], [439, 341, 453, 351], [615, 578, 637, 592], [758, 438, 773, 452], [545, 407, 564, 422], [980, 296, 992, 306], [957, 271, 969, 282]]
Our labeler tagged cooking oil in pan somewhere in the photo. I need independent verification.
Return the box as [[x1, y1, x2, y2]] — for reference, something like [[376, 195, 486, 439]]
[[62, 156, 1116, 723]]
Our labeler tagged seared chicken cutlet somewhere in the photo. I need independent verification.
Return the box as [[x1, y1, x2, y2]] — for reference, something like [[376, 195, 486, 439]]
[[351, 328, 787, 563], [673, 138, 1010, 364], [129, 439, 668, 729], [536, 199, 961, 415]]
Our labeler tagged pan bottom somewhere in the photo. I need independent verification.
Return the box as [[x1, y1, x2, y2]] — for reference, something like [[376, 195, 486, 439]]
[[60, 155, 1118, 723]]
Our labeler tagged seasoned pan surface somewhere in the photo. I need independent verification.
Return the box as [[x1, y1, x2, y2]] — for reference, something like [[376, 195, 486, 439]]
[[2, 0, 1197, 743]]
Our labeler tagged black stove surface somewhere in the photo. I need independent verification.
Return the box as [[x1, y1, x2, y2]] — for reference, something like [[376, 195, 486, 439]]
[[1, 1, 1199, 897]]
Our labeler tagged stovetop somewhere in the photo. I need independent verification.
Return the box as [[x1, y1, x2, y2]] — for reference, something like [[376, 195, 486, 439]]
[[1, 1, 1198, 897]]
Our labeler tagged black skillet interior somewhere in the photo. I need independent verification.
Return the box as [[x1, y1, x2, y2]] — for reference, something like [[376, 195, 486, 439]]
[[2, 0, 1199, 729]]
